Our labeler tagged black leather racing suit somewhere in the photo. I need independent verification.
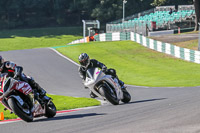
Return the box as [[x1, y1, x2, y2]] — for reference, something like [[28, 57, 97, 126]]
[[78, 59, 124, 86], [78, 59, 106, 80], [0, 61, 46, 100]]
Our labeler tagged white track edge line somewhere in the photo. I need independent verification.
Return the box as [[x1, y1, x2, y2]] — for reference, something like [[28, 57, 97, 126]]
[[49, 47, 200, 89], [49, 47, 80, 66]]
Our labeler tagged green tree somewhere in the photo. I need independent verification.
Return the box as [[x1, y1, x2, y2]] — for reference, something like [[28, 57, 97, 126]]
[[151, 0, 166, 6]]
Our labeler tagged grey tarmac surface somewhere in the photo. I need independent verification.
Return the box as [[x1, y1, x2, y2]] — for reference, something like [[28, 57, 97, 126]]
[[0, 48, 87, 97], [1, 48, 200, 133]]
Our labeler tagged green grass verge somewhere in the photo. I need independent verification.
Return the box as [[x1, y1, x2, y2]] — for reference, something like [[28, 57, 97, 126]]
[[0, 94, 100, 120], [173, 39, 198, 50], [0, 27, 82, 51], [56, 40, 200, 87], [0, 27, 101, 121]]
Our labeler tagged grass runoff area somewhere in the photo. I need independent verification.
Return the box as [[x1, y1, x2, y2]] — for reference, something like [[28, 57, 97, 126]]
[[0, 27, 100, 121], [0, 27, 82, 51], [174, 39, 198, 50], [0, 27, 199, 119], [57, 40, 200, 87], [0, 94, 100, 120]]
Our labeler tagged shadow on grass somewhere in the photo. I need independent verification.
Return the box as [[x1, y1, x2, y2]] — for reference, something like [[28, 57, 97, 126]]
[[33, 113, 106, 122], [0, 27, 82, 38]]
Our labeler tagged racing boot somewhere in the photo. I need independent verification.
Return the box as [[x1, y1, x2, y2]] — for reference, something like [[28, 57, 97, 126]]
[[35, 84, 50, 104], [29, 79, 50, 105], [33, 90, 44, 105], [118, 80, 127, 91]]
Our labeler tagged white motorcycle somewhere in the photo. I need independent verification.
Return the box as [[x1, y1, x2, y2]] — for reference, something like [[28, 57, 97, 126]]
[[0, 73, 56, 122], [84, 67, 131, 105]]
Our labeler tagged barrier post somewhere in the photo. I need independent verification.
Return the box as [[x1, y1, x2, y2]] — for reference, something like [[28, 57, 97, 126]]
[[178, 27, 181, 34], [0, 112, 4, 120]]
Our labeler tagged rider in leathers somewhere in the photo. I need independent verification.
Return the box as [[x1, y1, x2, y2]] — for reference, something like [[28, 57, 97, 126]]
[[0, 56, 49, 104], [78, 53, 126, 98]]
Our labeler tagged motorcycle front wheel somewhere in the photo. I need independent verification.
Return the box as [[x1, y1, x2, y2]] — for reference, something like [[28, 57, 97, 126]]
[[99, 86, 119, 105], [45, 100, 56, 118], [8, 97, 33, 122], [121, 90, 131, 103]]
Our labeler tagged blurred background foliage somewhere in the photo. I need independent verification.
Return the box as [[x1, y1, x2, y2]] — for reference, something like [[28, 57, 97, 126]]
[[0, 0, 194, 30]]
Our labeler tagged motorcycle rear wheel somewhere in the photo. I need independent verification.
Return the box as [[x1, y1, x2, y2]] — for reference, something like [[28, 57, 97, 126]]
[[8, 97, 33, 122], [99, 86, 119, 105], [45, 101, 56, 118]]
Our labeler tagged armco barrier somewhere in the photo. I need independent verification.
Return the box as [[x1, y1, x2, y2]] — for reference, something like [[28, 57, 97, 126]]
[[130, 32, 200, 64], [69, 32, 200, 64], [68, 37, 89, 44], [95, 32, 130, 42]]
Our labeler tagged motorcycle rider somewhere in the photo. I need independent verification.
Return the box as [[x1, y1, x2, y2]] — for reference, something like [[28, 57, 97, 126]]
[[0, 56, 49, 104], [78, 53, 126, 98]]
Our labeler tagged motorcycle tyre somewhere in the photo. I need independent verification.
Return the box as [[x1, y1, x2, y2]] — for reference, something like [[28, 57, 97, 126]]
[[45, 101, 56, 118], [99, 86, 119, 105], [121, 90, 131, 103], [8, 97, 33, 122]]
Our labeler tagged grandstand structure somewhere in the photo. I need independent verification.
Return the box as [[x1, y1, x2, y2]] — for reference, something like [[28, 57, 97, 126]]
[[106, 5, 196, 36]]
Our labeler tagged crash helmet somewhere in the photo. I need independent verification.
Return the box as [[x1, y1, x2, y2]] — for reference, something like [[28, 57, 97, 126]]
[[78, 53, 90, 68]]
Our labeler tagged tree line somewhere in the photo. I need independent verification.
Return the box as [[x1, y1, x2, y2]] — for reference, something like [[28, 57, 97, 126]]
[[0, 0, 198, 30]]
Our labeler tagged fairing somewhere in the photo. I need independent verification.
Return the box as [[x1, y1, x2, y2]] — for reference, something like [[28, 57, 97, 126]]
[[84, 68, 123, 100]]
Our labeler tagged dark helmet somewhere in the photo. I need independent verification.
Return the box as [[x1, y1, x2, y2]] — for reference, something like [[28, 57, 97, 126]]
[[0, 56, 4, 71], [78, 53, 90, 67]]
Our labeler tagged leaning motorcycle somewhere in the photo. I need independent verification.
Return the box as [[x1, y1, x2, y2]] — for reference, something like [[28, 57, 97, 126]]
[[0, 73, 56, 122], [84, 67, 131, 105]]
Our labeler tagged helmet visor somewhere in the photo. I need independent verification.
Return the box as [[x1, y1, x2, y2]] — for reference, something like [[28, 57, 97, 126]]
[[80, 57, 89, 67]]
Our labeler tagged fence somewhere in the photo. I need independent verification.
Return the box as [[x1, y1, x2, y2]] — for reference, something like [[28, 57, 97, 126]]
[[68, 31, 200, 64], [106, 5, 195, 36], [94, 32, 130, 42], [94, 32, 200, 64], [106, 21, 148, 36], [68, 37, 89, 44]]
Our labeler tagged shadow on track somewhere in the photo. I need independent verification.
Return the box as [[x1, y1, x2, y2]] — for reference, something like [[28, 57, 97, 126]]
[[121, 98, 167, 105], [33, 113, 106, 122]]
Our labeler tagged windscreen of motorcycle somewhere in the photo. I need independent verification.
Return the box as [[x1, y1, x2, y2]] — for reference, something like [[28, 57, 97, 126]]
[[86, 67, 102, 80]]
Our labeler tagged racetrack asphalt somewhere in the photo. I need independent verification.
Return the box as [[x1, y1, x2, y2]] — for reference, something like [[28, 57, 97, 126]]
[[1, 48, 200, 133]]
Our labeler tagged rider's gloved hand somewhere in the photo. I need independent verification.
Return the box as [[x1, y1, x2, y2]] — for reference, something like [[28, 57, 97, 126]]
[[102, 66, 107, 73]]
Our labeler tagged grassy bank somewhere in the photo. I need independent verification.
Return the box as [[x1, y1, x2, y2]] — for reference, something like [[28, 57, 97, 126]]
[[173, 39, 198, 50], [0, 94, 100, 120], [57, 41, 200, 87], [0, 27, 101, 121], [0, 27, 82, 51]]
